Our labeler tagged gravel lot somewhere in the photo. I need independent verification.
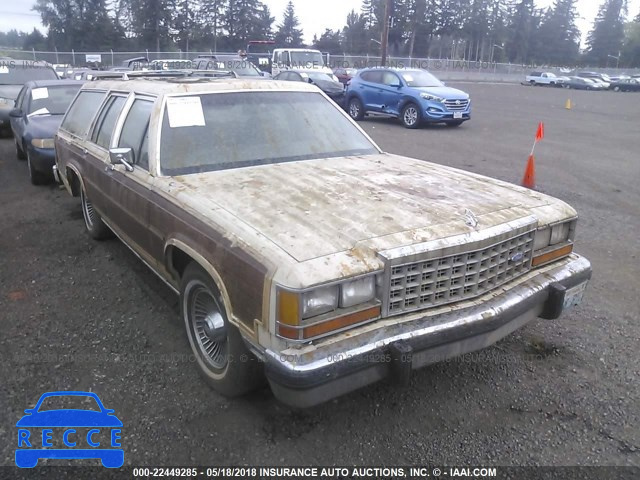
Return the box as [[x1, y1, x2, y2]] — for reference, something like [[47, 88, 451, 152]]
[[1, 83, 638, 470]]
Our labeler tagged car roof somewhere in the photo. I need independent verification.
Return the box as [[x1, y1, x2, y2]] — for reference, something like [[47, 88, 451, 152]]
[[84, 77, 318, 95], [24, 79, 85, 88]]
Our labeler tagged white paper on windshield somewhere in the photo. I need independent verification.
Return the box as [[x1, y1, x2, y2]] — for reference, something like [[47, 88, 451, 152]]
[[31, 88, 49, 100], [28, 107, 50, 117], [0, 66, 9, 74], [166, 96, 205, 128], [403, 74, 414, 82]]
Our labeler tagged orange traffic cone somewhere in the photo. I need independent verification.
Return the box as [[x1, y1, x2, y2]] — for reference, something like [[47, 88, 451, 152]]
[[522, 154, 536, 189]]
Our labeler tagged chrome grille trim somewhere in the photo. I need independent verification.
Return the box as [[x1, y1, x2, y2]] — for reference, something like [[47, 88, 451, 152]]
[[380, 219, 537, 317], [444, 99, 469, 111]]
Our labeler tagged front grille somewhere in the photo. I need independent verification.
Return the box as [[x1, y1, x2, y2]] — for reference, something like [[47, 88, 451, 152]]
[[386, 230, 534, 316], [444, 99, 469, 111]]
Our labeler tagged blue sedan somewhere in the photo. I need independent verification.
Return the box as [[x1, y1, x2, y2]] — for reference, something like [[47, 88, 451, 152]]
[[9, 80, 84, 184], [345, 68, 471, 128]]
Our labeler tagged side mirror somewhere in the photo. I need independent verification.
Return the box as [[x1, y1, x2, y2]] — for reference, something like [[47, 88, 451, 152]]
[[109, 147, 134, 172], [391, 82, 402, 89], [9, 108, 23, 118]]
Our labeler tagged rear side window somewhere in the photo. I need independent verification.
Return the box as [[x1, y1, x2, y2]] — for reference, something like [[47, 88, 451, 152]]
[[118, 99, 153, 170], [61, 91, 106, 138], [92, 96, 127, 149], [360, 71, 382, 83]]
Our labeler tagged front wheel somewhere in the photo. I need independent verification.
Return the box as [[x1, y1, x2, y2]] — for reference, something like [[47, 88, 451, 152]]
[[401, 103, 421, 129], [15, 139, 26, 160], [347, 97, 364, 121], [27, 151, 50, 185], [81, 185, 113, 240], [181, 263, 264, 397]]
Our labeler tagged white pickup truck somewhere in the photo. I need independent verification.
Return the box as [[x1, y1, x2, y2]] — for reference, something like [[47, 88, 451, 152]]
[[526, 71, 560, 86]]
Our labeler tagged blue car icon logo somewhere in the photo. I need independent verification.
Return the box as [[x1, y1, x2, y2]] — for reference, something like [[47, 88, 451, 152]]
[[16, 391, 123, 468]]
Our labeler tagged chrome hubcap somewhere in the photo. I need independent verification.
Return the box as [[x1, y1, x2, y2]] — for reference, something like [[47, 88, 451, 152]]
[[191, 285, 228, 370], [404, 107, 418, 125], [82, 190, 95, 228], [349, 101, 360, 118]]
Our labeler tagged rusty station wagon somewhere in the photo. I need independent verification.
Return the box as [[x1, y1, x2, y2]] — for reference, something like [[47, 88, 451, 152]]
[[54, 75, 592, 407]]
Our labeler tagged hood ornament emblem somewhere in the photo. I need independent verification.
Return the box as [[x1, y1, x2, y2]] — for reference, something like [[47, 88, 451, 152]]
[[464, 209, 478, 228]]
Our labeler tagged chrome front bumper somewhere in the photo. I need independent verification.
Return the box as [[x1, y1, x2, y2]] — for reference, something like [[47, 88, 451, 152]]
[[264, 254, 592, 408]]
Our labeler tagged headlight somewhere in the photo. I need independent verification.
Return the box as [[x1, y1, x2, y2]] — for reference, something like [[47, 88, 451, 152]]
[[420, 93, 444, 102], [340, 276, 376, 308], [550, 222, 570, 245], [31, 138, 55, 149], [531, 220, 576, 267], [277, 274, 382, 341], [533, 227, 551, 251], [302, 285, 338, 319]]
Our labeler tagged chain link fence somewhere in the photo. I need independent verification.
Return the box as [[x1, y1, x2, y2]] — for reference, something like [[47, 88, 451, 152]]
[[2, 48, 639, 81]]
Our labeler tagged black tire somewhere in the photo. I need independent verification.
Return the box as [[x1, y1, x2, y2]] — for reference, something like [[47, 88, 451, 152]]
[[529, 80, 536, 85], [26, 151, 49, 185], [347, 97, 364, 121], [613, 86, 620, 92], [401, 103, 421, 129], [446, 120, 464, 127], [81, 184, 113, 240], [15, 139, 26, 160], [181, 262, 264, 397]]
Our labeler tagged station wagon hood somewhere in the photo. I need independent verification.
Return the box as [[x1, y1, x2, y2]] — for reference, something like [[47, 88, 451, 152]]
[[414, 86, 469, 100], [172, 154, 574, 264], [0, 84, 22, 101], [25, 114, 64, 138]]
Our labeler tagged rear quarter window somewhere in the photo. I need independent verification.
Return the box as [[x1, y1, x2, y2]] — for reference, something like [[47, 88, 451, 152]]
[[60, 91, 106, 138]]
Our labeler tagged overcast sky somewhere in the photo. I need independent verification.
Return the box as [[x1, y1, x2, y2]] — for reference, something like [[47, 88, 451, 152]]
[[2, 0, 639, 48]]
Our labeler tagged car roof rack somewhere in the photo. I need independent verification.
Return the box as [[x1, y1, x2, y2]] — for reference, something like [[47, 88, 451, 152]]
[[89, 69, 238, 81]]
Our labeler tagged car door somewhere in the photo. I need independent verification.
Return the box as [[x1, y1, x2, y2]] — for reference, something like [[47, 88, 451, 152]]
[[91, 95, 156, 257], [379, 71, 403, 115], [56, 90, 107, 189], [9, 86, 28, 140], [358, 71, 384, 112]]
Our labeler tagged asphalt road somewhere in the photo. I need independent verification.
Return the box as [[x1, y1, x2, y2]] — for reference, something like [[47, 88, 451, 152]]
[[0, 84, 638, 470]]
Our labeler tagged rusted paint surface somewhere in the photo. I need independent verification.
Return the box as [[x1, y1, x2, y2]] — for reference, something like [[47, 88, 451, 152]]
[[172, 152, 577, 289]]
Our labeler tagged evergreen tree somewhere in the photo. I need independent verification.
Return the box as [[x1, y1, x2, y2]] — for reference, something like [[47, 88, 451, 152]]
[[343, 9, 368, 54], [585, 0, 627, 66], [505, 0, 536, 63], [535, 0, 580, 65], [621, 13, 640, 66], [274, 1, 304, 47]]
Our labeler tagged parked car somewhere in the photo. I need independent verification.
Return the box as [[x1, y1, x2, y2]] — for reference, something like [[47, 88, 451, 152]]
[[525, 71, 561, 86], [54, 75, 590, 408], [333, 67, 358, 86], [346, 68, 470, 128], [193, 54, 265, 78], [0, 59, 58, 136], [588, 77, 610, 89], [273, 69, 345, 106], [9, 80, 84, 184], [563, 77, 606, 90], [608, 78, 640, 92], [577, 71, 611, 83], [149, 59, 193, 70], [271, 48, 332, 76]]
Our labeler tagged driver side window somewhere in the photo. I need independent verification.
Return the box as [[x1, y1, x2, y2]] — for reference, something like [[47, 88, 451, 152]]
[[117, 98, 153, 171], [382, 72, 400, 86]]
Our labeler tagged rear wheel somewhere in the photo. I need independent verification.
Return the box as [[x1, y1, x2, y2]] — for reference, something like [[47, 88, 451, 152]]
[[181, 263, 264, 397], [81, 184, 113, 240], [401, 103, 421, 129], [347, 97, 364, 121], [613, 86, 620, 92]]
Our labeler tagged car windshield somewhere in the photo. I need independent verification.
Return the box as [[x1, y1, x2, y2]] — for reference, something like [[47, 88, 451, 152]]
[[160, 91, 378, 175], [307, 72, 334, 83], [399, 70, 444, 87], [37, 395, 101, 412], [0, 65, 58, 85], [290, 51, 325, 68], [28, 85, 82, 115]]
